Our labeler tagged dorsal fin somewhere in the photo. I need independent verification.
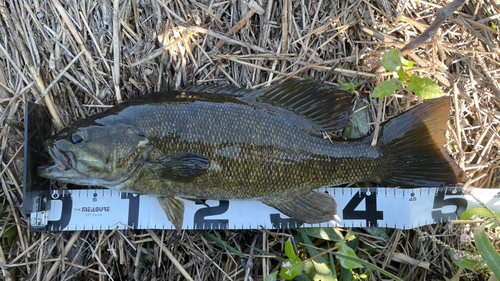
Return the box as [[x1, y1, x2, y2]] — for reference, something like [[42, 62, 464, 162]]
[[255, 81, 354, 132], [185, 81, 354, 132], [184, 84, 250, 96]]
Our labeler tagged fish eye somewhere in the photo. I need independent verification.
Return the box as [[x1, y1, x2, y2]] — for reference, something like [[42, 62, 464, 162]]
[[71, 133, 84, 144]]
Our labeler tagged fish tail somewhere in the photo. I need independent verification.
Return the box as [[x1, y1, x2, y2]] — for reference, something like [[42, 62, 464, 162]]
[[377, 97, 463, 187]]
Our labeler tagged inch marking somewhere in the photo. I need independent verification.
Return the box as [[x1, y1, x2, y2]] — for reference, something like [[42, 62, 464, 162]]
[[193, 201, 229, 229], [431, 189, 468, 224], [342, 190, 383, 227]]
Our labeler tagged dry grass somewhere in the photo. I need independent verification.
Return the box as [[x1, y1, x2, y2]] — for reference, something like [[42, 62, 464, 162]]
[[0, 0, 499, 280]]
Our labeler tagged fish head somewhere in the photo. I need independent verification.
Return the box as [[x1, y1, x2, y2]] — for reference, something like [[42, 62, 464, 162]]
[[38, 122, 152, 186]]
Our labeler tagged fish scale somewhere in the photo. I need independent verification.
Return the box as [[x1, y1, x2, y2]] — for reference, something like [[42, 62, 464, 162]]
[[38, 81, 463, 229], [120, 101, 380, 199]]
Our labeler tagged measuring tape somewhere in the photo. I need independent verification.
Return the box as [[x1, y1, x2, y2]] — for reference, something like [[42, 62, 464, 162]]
[[27, 187, 500, 231]]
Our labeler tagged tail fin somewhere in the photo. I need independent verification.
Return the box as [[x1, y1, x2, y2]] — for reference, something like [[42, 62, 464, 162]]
[[378, 97, 463, 187]]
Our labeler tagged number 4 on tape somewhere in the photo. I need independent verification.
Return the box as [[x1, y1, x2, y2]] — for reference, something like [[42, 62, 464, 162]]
[[343, 190, 383, 227]]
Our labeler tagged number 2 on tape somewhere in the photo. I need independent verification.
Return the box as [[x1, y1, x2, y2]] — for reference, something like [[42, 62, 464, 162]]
[[193, 201, 229, 229], [343, 191, 383, 226]]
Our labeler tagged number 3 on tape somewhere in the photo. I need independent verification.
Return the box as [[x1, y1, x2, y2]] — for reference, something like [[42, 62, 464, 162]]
[[343, 190, 383, 227]]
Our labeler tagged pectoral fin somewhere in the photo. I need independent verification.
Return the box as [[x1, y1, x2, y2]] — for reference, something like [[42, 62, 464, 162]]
[[261, 191, 338, 223], [148, 152, 210, 181], [158, 197, 185, 231]]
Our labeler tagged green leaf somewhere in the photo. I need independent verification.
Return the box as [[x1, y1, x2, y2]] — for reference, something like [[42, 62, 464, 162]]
[[460, 208, 500, 220], [405, 75, 445, 99], [203, 232, 246, 258], [338, 76, 361, 92], [339, 76, 352, 91], [340, 82, 353, 91], [280, 258, 304, 280], [292, 262, 304, 276], [1, 226, 17, 249], [450, 250, 476, 270], [343, 124, 357, 139], [397, 67, 406, 81], [296, 241, 402, 281], [382, 49, 404, 72], [341, 267, 353, 281], [474, 220, 500, 279], [250, 246, 285, 262], [293, 275, 312, 281], [344, 99, 369, 139], [444, 277, 451, 281], [146, 241, 153, 262], [381, 49, 413, 72], [371, 79, 402, 98], [328, 244, 338, 281], [352, 77, 361, 87], [484, 219, 500, 229], [345, 232, 357, 242], [363, 227, 390, 240], [300, 229, 326, 263], [358, 272, 370, 278], [285, 240, 300, 261], [134, 244, 142, 266], [301, 228, 344, 242], [335, 240, 363, 269], [304, 260, 336, 281], [331, 252, 403, 281], [265, 271, 278, 281]]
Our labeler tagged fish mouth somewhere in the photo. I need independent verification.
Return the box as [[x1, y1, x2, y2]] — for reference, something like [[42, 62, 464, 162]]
[[44, 141, 73, 172], [37, 142, 72, 179], [37, 163, 82, 181], [37, 163, 64, 178], [54, 160, 68, 171]]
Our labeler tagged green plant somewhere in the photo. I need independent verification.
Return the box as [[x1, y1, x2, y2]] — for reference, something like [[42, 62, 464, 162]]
[[339, 76, 361, 94], [371, 49, 445, 99], [203, 232, 247, 258], [343, 98, 369, 139], [280, 239, 305, 279], [1, 226, 17, 250], [451, 207, 500, 279], [0, 203, 18, 250], [271, 228, 403, 281]]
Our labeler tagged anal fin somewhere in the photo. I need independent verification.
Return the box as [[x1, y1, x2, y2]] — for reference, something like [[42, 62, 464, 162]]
[[158, 197, 185, 231], [261, 191, 338, 223]]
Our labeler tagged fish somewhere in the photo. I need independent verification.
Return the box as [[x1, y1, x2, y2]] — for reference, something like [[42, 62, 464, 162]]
[[37, 81, 463, 229]]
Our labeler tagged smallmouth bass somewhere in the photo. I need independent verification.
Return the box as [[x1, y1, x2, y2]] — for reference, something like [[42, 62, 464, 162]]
[[38, 81, 463, 229]]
